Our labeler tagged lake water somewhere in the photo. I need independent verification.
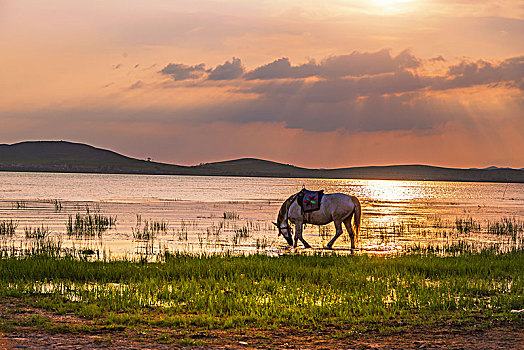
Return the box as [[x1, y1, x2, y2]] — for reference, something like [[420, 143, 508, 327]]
[[1, 172, 523, 257]]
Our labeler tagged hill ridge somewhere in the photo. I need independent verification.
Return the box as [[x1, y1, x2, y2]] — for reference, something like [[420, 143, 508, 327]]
[[0, 141, 523, 183]]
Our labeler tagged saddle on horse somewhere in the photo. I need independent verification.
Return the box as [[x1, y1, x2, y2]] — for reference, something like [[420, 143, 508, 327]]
[[297, 188, 324, 213]]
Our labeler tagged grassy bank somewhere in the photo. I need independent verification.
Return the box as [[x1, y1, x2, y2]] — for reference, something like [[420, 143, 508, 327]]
[[0, 249, 523, 336]]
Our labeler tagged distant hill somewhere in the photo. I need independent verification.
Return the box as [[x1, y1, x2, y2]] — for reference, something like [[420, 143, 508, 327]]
[[1, 141, 523, 183], [0, 141, 188, 174]]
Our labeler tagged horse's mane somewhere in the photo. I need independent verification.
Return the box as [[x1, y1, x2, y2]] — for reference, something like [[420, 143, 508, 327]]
[[277, 194, 297, 225]]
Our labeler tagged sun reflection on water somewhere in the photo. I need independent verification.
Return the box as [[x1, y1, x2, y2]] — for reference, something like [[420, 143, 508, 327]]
[[361, 180, 421, 202]]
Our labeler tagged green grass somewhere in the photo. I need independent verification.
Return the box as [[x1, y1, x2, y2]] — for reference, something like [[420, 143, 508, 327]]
[[0, 249, 522, 333]]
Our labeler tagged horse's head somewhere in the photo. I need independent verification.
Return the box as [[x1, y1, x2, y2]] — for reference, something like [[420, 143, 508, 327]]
[[275, 194, 297, 246], [273, 221, 293, 246]]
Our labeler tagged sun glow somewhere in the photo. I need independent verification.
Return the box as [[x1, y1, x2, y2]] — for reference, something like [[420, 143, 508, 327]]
[[370, 0, 417, 14]]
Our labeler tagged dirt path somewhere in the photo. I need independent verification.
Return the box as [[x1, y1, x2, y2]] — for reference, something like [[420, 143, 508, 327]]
[[1, 298, 522, 349]]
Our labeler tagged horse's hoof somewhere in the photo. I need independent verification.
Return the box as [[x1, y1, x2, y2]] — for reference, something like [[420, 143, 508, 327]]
[[304, 244, 312, 249], [324, 245, 334, 250]]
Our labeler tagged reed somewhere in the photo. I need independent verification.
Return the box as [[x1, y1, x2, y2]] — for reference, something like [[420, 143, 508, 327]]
[[175, 220, 188, 241], [223, 211, 239, 220], [487, 217, 524, 237], [454, 217, 480, 235], [24, 225, 50, 239], [13, 201, 26, 209], [255, 237, 270, 250], [0, 237, 62, 258], [66, 208, 117, 238], [318, 225, 331, 239], [26, 237, 63, 256], [206, 222, 223, 237], [234, 225, 250, 238], [0, 220, 17, 236], [231, 225, 251, 245], [54, 199, 63, 212], [132, 215, 167, 240]]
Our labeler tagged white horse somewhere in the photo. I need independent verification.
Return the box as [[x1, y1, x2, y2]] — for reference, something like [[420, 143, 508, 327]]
[[274, 192, 361, 249]]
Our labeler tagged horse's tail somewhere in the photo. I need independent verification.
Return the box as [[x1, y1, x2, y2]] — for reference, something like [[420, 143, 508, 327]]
[[351, 196, 361, 242]]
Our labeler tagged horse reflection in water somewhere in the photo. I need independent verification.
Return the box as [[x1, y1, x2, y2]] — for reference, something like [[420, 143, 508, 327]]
[[274, 190, 361, 249]]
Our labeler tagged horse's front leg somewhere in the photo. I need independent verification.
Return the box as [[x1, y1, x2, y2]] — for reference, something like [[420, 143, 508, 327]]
[[294, 222, 311, 249]]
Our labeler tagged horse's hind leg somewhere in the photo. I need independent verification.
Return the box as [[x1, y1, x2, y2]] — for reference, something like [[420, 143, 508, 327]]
[[327, 220, 343, 249], [343, 215, 355, 249]]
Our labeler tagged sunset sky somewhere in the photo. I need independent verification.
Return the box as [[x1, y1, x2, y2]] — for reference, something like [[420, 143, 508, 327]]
[[1, 0, 523, 168]]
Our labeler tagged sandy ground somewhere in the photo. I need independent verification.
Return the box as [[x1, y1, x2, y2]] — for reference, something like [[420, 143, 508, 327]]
[[1, 298, 522, 349]]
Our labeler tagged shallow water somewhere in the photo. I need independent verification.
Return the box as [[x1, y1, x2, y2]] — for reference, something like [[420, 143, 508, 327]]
[[1, 172, 523, 257]]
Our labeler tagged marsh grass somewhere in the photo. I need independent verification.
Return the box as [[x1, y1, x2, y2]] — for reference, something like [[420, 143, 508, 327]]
[[318, 225, 331, 239], [27, 237, 63, 256], [53, 199, 62, 212], [0, 247, 522, 333], [234, 226, 250, 238], [455, 217, 480, 235], [362, 219, 424, 240], [0, 236, 63, 258], [206, 222, 223, 237], [223, 211, 239, 220], [132, 215, 167, 240], [42, 199, 63, 212], [232, 225, 251, 245], [66, 207, 117, 238], [175, 220, 189, 241], [0, 220, 17, 236], [24, 225, 50, 239], [255, 237, 270, 250], [487, 218, 524, 237], [360, 216, 523, 248], [12, 201, 26, 209]]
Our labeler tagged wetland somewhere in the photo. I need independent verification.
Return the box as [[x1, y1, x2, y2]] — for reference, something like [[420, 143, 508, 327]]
[[0, 171, 523, 348]]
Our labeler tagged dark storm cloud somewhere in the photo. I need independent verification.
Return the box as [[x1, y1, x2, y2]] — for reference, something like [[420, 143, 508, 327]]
[[207, 57, 244, 80], [159, 63, 207, 81]]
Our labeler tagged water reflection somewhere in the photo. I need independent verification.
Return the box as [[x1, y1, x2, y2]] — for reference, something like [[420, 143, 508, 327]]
[[0, 172, 523, 257], [359, 180, 420, 202]]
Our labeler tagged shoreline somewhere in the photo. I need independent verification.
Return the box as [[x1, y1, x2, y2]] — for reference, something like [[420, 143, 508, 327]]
[[2, 168, 524, 184]]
